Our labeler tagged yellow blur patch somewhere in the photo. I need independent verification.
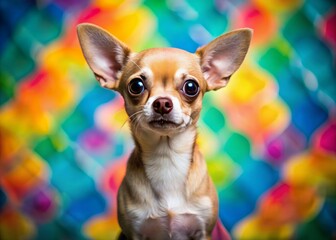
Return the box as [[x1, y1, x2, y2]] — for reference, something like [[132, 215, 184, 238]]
[[227, 65, 268, 104], [95, 99, 129, 134], [207, 154, 241, 188], [0, 104, 53, 138], [234, 215, 294, 240], [257, 99, 289, 134], [253, 0, 303, 13], [84, 214, 121, 240], [284, 151, 336, 191]]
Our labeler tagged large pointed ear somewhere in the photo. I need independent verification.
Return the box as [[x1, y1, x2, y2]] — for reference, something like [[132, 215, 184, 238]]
[[196, 29, 252, 91], [77, 23, 131, 90]]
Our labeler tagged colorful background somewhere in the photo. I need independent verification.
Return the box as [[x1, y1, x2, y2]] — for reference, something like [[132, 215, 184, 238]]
[[1, 0, 335, 239]]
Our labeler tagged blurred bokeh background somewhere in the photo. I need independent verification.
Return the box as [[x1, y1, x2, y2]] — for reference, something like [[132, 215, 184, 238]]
[[0, 0, 335, 239]]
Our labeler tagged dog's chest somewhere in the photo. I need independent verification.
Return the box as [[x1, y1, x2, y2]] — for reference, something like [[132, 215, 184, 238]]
[[143, 139, 192, 211]]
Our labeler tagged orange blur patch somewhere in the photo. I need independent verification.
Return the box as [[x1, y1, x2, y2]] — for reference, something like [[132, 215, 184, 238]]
[[0, 206, 35, 240], [76, 4, 156, 50], [234, 182, 322, 239], [0, 128, 23, 168], [259, 183, 322, 227], [1, 152, 48, 202], [233, 4, 278, 46]]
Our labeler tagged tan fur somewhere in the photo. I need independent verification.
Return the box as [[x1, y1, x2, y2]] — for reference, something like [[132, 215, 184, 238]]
[[77, 23, 252, 240]]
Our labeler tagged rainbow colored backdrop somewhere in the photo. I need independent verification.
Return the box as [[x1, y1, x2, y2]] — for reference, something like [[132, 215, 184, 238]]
[[0, 0, 335, 239]]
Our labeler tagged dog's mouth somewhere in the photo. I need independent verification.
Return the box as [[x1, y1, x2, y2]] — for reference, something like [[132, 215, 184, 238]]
[[148, 118, 180, 129]]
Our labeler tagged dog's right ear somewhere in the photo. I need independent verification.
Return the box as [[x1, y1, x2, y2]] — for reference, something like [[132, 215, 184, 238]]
[[77, 23, 131, 90]]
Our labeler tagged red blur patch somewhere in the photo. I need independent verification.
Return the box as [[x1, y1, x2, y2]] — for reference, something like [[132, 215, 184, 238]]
[[233, 4, 278, 46], [320, 9, 336, 51]]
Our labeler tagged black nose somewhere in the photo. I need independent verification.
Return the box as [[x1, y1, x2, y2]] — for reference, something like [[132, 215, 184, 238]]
[[152, 97, 173, 115]]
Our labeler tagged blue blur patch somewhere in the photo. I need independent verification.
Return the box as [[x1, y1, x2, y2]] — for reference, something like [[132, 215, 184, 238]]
[[0, 188, 7, 210], [291, 97, 328, 139], [62, 189, 107, 227]]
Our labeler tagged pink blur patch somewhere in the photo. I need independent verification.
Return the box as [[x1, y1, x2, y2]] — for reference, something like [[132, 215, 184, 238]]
[[321, 10, 336, 51], [23, 187, 58, 223], [265, 126, 306, 165], [100, 157, 127, 201], [268, 182, 290, 203], [212, 219, 231, 240], [313, 120, 336, 154], [33, 191, 52, 213], [80, 129, 110, 152], [267, 139, 284, 160], [77, 7, 102, 24], [319, 122, 336, 153], [21, 70, 48, 90]]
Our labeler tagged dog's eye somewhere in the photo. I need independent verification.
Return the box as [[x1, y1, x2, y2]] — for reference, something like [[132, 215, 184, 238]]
[[182, 80, 199, 97], [128, 78, 145, 95]]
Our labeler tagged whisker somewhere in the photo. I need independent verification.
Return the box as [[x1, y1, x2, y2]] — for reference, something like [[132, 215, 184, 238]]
[[120, 120, 129, 130], [121, 108, 145, 129], [132, 114, 143, 134], [128, 110, 145, 123], [129, 59, 143, 72]]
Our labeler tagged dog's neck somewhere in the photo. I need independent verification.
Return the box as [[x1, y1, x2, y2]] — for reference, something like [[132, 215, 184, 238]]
[[132, 125, 197, 163], [131, 125, 197, 196]]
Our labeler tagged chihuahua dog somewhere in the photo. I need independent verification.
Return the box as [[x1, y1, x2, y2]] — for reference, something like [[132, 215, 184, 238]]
[[77, 23, 251, 240]]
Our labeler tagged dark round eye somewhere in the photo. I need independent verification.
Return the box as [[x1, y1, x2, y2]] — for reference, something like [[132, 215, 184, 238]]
[[128, 78, 145, 95], [182, 80, 199, 97]]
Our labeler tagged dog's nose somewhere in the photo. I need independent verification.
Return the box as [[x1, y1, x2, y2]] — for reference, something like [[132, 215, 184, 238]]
[[153, 97, 173, 115]]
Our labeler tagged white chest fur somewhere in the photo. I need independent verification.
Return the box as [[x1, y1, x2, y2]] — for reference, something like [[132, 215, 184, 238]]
[[142, 128, 195, 213], [128, 128, 214, 235]]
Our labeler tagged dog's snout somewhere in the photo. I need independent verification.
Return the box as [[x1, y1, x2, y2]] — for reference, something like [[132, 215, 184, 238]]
[[153, 97, 173, 115]]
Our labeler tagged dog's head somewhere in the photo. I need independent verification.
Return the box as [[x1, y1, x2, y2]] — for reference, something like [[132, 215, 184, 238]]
[[77, 24, 252, 136]]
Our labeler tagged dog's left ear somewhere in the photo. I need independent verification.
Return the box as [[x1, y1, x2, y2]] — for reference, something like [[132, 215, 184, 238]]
[[196, 29, 252, 91], [77, 23, 131, 90]]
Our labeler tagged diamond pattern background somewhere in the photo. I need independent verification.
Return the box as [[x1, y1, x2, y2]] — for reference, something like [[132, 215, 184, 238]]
[[0, 0, 335, 239]]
